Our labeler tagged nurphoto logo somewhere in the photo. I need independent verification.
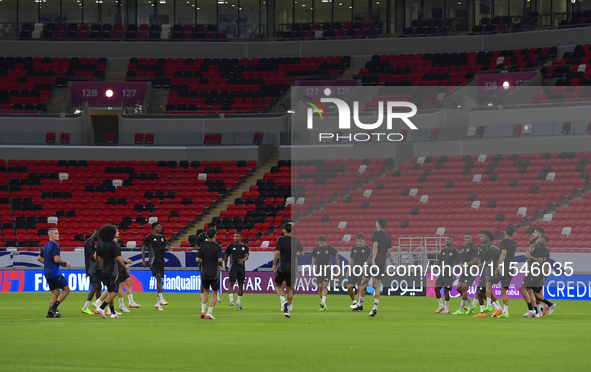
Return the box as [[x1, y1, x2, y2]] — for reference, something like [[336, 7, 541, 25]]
[[303, 92, 419, 142]]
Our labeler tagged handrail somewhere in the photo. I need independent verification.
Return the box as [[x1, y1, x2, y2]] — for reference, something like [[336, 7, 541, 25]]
[[518, 13, 541, 31], [249, 23, 268, 42], [364, 21, 383, 39]]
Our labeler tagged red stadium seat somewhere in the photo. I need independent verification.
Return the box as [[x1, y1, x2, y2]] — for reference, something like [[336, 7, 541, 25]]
[[60, 133, 70, 145], [106, 132, 116, 145], [134, 133, 144, 144], [144, 133, 154, 144], [253, 132, 263, 145], [46, 132, 56, 144]]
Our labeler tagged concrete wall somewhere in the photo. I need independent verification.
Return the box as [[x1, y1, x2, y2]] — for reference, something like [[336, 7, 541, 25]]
[[2, 27, 590, 59], [118, 114, 288, 146], [280, 142, 413, 165], [0, 114, 84, 145], [0, 145, 262, 162], [412, 135, 591, 158]]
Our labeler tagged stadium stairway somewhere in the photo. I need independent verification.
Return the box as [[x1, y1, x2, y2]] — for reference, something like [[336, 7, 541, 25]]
[[170, 151, 279, 247]]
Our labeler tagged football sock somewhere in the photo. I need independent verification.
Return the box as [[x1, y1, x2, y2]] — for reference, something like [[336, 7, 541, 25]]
[[288, 304, 293, 311], [352, 300, 357, 305], [468, 298, 474, 306], [83, 300, 91, 310], [486, 297, 491, 308], [444, 301, 449, 310], [237, 296, 242, 306], [537, 304, 543, 313], [95, 299, 101, 308], [492, 302, 500, 311], [51, 300, 60, 311], [118, 298, 124, 308], [494, 300, 501, 310], [158, 292, 164, 302], [229, 293, 234, 303], [534, 306, 539, 314], [100, 301, 108, 310], [527, 303, 533, 311], [279, 295, 286, 304], [460, 300, 466, 311], [128, 294, 134, 303], [321, 296, 326, 304], [201, 302, 206, 313], [504, 304, 509, 314], [109, 305, 115, 314], [359, 297, 364, 305], [373, 299, 379, 311], [437, 298, 443, 307], [480, 305, 485, 312], [541, 299, 553, 306], [207, 306, 214, 315]]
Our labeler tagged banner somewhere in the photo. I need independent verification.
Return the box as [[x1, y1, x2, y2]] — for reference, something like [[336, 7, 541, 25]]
[[220, 271, 319, 294], [70, 82, 148, 105], [12, 251, 184, 269], [324, 274, 426, 296], [477, 71, 537, 96], [0, 269, 202, 293], [426, 273, 525, 299], [545, 275, 591, 301]]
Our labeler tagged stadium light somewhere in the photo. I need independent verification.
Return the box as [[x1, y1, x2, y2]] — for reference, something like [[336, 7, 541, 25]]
[[503, 81, 510, 89], [105, 89, 114, 98]]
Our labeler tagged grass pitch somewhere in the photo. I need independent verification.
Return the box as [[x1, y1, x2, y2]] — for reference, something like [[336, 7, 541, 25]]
[[0, 293, 590, 371]]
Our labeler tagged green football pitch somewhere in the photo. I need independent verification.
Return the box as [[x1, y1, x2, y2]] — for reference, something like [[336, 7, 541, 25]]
[[0, 293, 590, 371]]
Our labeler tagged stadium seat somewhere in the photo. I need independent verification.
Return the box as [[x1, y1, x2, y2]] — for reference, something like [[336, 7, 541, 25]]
[[512, 125, 523, 136], [106, 133, 116, 145], [134, 133, 144, 144], [60, 133, 70, 145], [253, 132, 263, 145], [144, 133, 154, 144], [430, 128, 439, 139], [46, 132, 56, 144]]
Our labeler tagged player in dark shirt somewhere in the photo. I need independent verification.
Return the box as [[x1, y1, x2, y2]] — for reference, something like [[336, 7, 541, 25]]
[[354, 218, 391, 317], [311, 235, 339, 311], [142, 222, 170, 310], [453, 232, 479, 315], [224, 232, 249, 310], [196, 229, 223, 319], [430, 236, 460, 314], [534, 235, 556, 316], [37, 228, 71, 318], [81, 229, 100, 315], [489, 226, 518, 318], [347, 233, 372, 310], [96, 224, 129, 319], [196, 223, 217, 249], [114, 227, 135, 314], [521, 227, 547, 318], [273, 223, 304, 318], [473, 230, 502, 317], [197, 223, 223, 304]]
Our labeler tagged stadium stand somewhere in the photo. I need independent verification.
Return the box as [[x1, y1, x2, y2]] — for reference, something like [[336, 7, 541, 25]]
[[0, 56, 106, 113], [0, 159, 255, 250], [125, 55, 350, 114], [180, 152, 591, 253], [360, 47, 557, 87]]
